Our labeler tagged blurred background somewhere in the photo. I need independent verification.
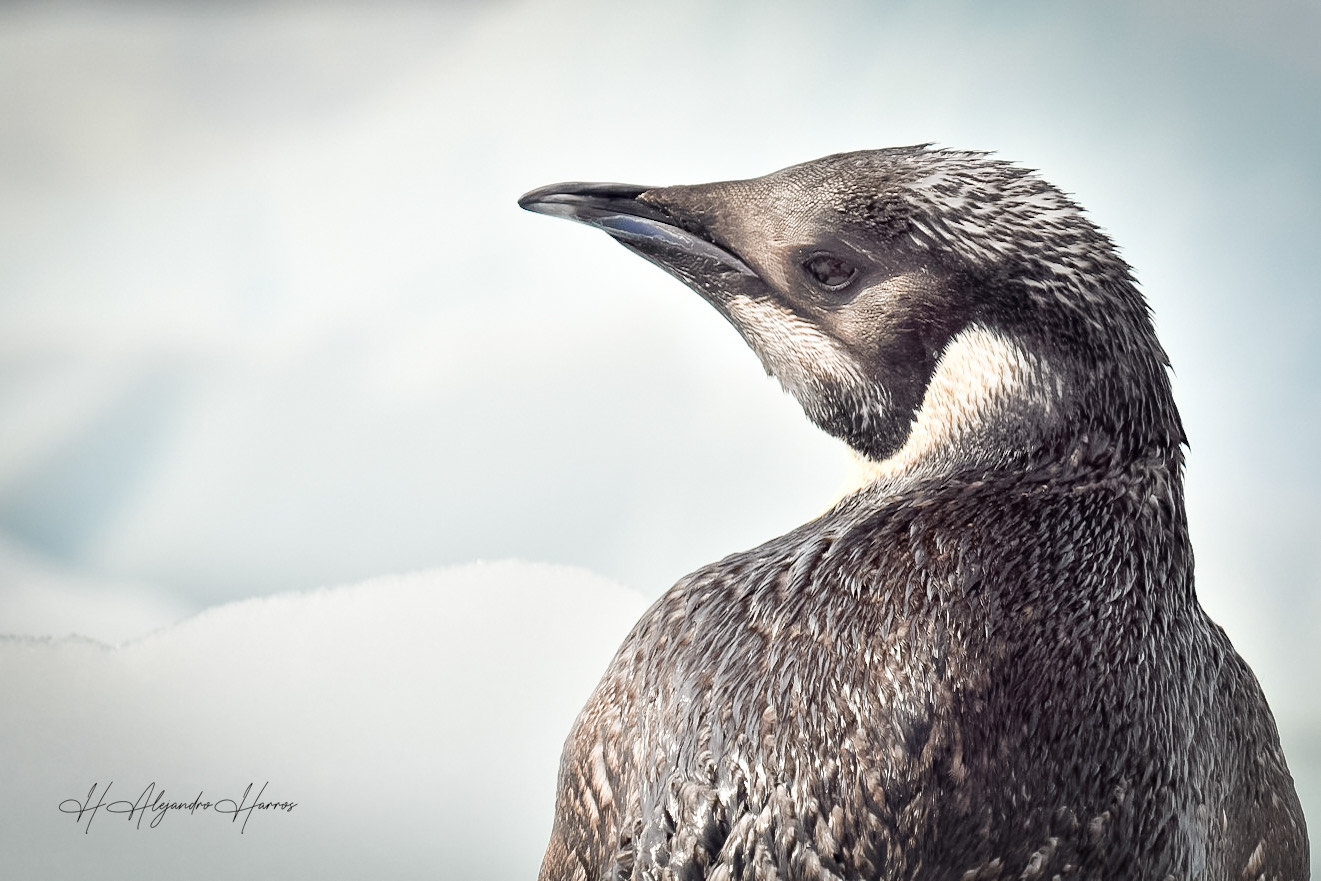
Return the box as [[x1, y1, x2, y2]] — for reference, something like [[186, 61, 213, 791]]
[[1, 0, 1317, 874]]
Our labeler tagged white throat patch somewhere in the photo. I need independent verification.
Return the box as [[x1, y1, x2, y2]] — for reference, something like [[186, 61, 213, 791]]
[[724, 293, 873, 404], [849, 324, 1064, 489]]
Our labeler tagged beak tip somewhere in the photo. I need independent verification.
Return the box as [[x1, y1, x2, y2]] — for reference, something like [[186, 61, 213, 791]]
[[518, 182, 654, 214]]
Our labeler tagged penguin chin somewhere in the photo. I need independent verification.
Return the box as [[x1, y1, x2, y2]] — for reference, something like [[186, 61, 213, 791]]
[[797, 385, 895, 461]]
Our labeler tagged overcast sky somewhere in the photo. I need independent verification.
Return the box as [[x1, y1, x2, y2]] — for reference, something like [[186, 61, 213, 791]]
[[0, 1, 1318, 875]]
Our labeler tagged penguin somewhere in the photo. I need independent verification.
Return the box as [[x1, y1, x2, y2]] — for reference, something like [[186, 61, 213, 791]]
[[518, 147, 1309, 881]]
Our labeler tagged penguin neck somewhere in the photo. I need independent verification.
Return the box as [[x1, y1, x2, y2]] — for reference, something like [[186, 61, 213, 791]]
[[842, 322, 1184, 494], [866, 324, 1067, 484]]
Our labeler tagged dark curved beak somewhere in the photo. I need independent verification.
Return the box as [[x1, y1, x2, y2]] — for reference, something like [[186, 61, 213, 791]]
[[518, 182, 755, 276]]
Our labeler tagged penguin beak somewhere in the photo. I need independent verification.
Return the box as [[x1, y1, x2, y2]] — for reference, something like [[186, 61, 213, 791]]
[[518, 182, 756, 276]]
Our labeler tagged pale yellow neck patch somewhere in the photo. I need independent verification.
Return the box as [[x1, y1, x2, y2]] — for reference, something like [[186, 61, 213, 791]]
[[832, 324, 1063, 502]]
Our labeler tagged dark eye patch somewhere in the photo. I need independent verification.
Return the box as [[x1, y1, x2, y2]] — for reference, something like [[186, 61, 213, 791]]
[[803, 252, 858, 290]]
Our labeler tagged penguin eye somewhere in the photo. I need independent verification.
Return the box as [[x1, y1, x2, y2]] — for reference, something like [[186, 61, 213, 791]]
[[803, 253, 858, 290]]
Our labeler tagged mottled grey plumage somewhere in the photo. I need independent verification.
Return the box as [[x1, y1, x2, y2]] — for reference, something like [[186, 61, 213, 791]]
[[518, 147, 1308, 881]]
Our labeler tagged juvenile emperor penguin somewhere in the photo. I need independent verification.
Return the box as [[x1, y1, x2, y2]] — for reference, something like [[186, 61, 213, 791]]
[[518, 147, 1309, 881]]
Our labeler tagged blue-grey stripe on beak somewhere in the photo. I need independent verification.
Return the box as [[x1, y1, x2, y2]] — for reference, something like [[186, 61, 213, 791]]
[[519, 182, 755, 276]]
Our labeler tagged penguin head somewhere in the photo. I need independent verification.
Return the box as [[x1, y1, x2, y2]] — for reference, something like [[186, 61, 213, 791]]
[[520, 146, 1183, 476]]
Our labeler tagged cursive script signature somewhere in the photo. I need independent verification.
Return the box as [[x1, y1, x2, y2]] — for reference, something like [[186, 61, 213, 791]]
[[59, 782, 296, 833]]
